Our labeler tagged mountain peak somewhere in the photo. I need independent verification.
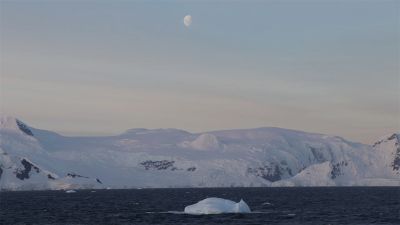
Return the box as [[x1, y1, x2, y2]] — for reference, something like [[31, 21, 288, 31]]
[[0, 116, 34, 136], [372, 132, 400, 173], [373, 132, 400, 147], [0, 115, 20, 129]]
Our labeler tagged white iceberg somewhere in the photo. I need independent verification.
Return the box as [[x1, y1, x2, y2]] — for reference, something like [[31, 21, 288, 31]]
[[184, 197, 251, 215], [65, 189, 76, 193]]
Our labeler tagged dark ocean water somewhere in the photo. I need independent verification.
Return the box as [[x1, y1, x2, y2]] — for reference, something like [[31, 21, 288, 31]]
[[0, 187, 399, 225]]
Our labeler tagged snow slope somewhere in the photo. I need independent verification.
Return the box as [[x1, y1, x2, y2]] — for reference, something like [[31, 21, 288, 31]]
[[0, 116, 399, 190]]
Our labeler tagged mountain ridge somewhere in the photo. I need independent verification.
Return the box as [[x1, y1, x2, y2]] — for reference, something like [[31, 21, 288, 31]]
[[0, 116, 399, 190]]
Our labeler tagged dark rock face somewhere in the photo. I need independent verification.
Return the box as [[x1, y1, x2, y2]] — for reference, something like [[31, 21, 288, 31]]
[[140, 160, 176, 170], [96, 178, 102, 184], [16, 120, 34, 136], [47, 174, 55, 180], [391, 141, 400, 171], [0, 166, 3, 180], [187, 167, 196, 172], [388, 134, 398, 141], [15, 159, 40, 180], [67, 173, 89, 178], [373, 140, 382, 148], [389, 134, 400, 172], [247, 163, 292, 182], [331, 161, 347, 179]]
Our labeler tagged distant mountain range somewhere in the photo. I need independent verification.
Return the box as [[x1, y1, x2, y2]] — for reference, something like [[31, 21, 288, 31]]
[[0, 116, 399, 190]]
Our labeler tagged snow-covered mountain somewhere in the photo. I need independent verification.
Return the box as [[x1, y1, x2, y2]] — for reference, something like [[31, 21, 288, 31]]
[[0, 116, 399, 190]]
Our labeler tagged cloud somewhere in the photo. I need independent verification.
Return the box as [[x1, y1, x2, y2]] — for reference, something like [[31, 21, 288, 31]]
[[183, 15, 192, 27]]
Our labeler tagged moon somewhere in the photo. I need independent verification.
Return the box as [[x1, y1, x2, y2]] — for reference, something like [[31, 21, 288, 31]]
[[183, 15, 192, 27]]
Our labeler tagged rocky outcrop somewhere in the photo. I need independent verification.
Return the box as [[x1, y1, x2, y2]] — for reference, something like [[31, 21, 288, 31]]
[[247, 163, 292, 182], [140, 160, 176, 170], [15, 159, 40, 180], [16, 120, 33, 136]]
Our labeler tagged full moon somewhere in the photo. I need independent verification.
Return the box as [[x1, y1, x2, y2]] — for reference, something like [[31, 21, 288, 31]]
[[183, 15, 192, 27]]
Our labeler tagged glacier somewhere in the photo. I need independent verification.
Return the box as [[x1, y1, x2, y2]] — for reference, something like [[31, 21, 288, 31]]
[[0, 116, 399, 190]]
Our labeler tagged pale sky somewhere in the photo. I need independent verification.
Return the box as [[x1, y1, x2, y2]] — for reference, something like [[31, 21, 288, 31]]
[[1, 0, 399, 144]]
